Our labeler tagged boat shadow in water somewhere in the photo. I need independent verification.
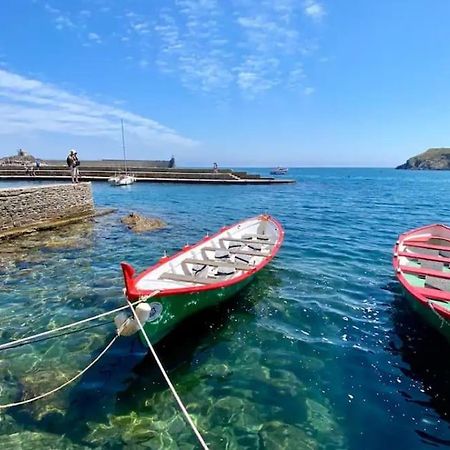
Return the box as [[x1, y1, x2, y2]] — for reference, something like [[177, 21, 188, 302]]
[[386, 278, 450, 446], [7, 270, 280, 447]]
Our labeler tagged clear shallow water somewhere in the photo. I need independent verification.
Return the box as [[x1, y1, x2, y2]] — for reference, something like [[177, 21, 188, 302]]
[[1, 169, 450, 449]]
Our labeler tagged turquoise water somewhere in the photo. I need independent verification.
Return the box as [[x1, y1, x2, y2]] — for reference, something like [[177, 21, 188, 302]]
[[1, 168, 450, 449]]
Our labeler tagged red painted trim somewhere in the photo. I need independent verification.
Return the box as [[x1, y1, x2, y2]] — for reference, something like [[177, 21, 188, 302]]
[[399, 265, 450, 280], [415, 287, 450, 301], [404, 241, 450, 252], [396, 223, 450, 243], [393, 223, 450, 310], [121, 215, 284, 301]]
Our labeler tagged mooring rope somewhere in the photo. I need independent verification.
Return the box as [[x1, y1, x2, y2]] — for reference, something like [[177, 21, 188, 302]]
[[0, 293, 157, 352], [0, 333, 120, 409], [428, 300, 449, 329], [126, 299, 210, 450], [0, 292, 160, 409], [0, 320, 112, 352]]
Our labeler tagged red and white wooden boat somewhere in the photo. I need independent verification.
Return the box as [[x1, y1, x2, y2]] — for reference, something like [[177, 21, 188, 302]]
[[393, 224, 450, 341], [120, 215, 284, 344]]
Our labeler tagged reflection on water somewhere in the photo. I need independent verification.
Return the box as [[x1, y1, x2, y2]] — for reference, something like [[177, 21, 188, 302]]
[[1, 169, 450, 449]]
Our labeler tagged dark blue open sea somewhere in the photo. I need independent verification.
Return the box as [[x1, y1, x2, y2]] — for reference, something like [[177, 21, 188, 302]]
[[1, 168, 450, 449]]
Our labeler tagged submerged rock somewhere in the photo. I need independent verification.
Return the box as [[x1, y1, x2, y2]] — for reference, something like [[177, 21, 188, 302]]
[[121, 213, 166, 233], [0, 431, 84, 449], [258, 421, 316, 450]]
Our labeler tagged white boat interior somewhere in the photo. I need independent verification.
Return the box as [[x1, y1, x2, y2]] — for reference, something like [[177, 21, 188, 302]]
[[135, 216, 281, 291]]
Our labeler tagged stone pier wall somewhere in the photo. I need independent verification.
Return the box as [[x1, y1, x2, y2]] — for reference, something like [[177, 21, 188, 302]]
[[0, 183, 95, 237]]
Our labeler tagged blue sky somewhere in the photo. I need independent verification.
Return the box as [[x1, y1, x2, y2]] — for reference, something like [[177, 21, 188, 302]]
[[0, 1, 450, 167]]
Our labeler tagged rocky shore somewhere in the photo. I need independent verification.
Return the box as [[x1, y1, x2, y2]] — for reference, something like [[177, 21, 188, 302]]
[[396, 148, 450, 170]]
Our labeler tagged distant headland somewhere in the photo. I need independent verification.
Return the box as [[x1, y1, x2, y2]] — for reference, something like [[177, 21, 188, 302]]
[[396, 148, 450, 170]]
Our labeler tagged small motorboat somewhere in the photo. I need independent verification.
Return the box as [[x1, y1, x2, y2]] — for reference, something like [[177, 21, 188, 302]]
[[108, 174, 136, 186], [393, 224, 450, 341], [270, 167, 288, 175], [120, 215, 284, 344]]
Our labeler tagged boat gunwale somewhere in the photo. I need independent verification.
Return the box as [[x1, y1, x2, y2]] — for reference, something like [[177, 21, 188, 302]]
[[122, 215, 284, 300], [393, 223, 450, 316]]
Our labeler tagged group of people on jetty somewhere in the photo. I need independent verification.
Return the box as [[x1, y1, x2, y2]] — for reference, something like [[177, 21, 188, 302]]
[[23, 148, 80, 183], [66, 149, 80, 183]]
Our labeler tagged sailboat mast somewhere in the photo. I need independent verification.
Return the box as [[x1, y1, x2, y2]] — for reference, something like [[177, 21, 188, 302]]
[[121, 119, 128, 173]]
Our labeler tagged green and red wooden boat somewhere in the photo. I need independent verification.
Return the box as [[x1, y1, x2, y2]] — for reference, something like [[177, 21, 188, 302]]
[[393, 224, 450, 341], [120, 215, 284, 344]]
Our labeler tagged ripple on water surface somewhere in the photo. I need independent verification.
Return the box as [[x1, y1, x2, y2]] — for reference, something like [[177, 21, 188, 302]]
[[1, 169, 450, 449]]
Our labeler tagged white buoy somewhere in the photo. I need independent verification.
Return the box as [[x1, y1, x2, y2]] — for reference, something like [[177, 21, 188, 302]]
[[115, 303, 152, 336]]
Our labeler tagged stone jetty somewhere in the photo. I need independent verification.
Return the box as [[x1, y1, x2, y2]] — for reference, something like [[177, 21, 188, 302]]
[[0, 183, 97, 239]]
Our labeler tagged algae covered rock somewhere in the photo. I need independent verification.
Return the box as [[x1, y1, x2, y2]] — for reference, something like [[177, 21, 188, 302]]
[[121, 213, 167, 233]]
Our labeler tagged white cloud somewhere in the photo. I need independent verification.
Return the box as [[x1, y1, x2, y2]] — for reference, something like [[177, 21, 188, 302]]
[[303, 86, 315, 95], [304, 1, 325, 20], [87, 32, 102, 44], [0, 69, 197, 148], [44, 3, 75, 30], [40, 1, 324, 98]]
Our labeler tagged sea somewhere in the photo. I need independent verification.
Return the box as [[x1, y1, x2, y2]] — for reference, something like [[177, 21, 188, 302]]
[[0, 168, 450, 449]]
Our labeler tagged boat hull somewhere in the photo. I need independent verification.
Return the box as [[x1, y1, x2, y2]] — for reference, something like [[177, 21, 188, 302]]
[[140, 275, 253, 345], [401, 286, 450, 342]]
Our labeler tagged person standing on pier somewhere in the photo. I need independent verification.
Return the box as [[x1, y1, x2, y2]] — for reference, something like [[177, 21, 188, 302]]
[[67, 149, 80, 183]]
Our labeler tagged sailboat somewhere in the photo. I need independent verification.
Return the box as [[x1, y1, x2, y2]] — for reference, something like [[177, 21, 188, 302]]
[[108, 119, 136, 186]]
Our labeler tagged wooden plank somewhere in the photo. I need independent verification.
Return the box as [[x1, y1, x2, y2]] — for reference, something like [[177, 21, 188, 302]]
[[426, 278, 450, 291], [183, 258, 253, 271], [397, 251, 450, 265], [220, 238, 275, 246], [242, 233, 272, 241], [202, 246, 269, 257], [159, 272, 217, 285], [400, 265, 450, 280], [405, 240, 450, 252]]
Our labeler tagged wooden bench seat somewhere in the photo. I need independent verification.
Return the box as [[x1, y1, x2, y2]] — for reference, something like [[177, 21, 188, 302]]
[[242, 233, 272, 241], [183, 258, 253, 271], [159, 272, 217, 285], [202, 246, 270, 257], [220, 238, 275, 246], [404, 240, 450, 252], [400, 265, 450, 280], [397, 251, 450, 265]]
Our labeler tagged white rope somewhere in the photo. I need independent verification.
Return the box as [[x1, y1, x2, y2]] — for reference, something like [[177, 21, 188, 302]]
[[0, 334, 119, 409], [428, 300, 449, 329], [0, 293, 158, 351], [126, 299, 210, 450], [0, 292, 160, 409]]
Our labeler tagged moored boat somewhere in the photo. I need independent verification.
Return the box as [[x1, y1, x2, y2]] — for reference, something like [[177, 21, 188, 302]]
[[108, 119, 136, 186], [393, 224, 450, 341], [270, 167, 288, 175], [108, 174, 136, 186], [120, 215, 284, 344]]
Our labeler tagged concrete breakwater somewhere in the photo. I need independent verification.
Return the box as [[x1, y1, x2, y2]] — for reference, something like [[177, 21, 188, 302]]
[[0, 183, 95, 239], [0, 163, 295, 184]]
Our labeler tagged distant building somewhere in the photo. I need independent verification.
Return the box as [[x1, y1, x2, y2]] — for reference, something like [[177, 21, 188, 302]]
[[0, 150, 37, 166]]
